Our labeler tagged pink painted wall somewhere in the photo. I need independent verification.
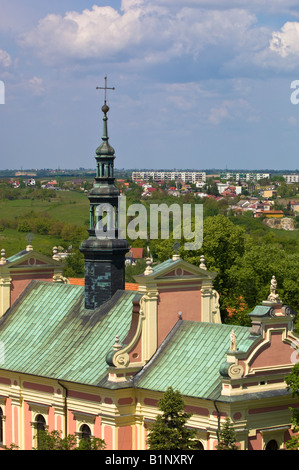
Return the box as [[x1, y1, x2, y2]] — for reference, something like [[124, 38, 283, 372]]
[[68, 410, 76, 436], [10, 272, 53, 305], [144, 424, 149, 450], [248, 432, 263, 450], [48, 406, 55, 432], [129, 334, 142, 363], [24, 402, 32, 450], [4, 398, 12, 448], [104, 425, 113, 450], [249, 331, 294, 369], [94, 417, 102, 440], [157, 285, 201, 346], [13, 406, 19, 448], [118, 426, 132, 450], [67, 389, 101, 403], [57, 415, 62, 435]]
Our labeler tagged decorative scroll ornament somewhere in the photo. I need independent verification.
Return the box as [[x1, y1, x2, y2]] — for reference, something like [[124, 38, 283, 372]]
[[228, 363, 244, 379], [114, 352, 130, 368], [281, 305, 292, 316], [109, 335, 130, 368]]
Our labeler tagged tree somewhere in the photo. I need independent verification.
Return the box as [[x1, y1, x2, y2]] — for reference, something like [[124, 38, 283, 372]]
[[182, 215, 247, 321], [64, 249, 85, 278], [125, 259, 146, 283], [227, 244, 299, 314], [147, 387, 198, 450], [34, 430, 77, 450], [216, 417, 239, 450], [206, 181, 219, 197], [34, 429, 106, 450], [285, 363, 299, 450]]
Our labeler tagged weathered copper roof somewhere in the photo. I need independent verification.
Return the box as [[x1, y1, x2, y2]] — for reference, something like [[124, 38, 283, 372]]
[[0, 281, 137, 386], [134, 321, 256, 400]]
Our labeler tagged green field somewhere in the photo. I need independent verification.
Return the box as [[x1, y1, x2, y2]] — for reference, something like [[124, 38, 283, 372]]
[[0, 190, 89, 225], [0, 229, 65, 258], [0, 190, 90, 258]]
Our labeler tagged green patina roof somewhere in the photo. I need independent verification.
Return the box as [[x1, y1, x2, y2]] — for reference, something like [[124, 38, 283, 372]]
[[0, 281, 136, 386], [151, 258, 178, 275], [135, 321, 256, 400], [248, 305, 272, 317], [0, 280, 261, 398], [5, 250, 28, 264]]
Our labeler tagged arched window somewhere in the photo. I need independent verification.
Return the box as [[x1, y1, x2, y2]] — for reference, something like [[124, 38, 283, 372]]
[[35, 414, 46, 450], [80, 424, 91, 442], [194, 440, 204, 450], [265, 439, 278, 450], [0, 408, 3, 444]]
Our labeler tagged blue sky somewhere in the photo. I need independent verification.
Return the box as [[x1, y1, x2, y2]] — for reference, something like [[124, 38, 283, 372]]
[[1, 1, 299, 171]]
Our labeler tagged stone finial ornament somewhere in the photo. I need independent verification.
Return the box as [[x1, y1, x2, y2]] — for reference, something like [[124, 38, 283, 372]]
[[52, 246, 59, 260], [26, 233, 34, 252], [144, 247, 153, 275], [230, 330, 237, 352], [172, 241, 181, 261], [113, 335, 122, 351], [200, 255, 207, 270], [0, 249, 6, 265], [267, 275, 280, 302]]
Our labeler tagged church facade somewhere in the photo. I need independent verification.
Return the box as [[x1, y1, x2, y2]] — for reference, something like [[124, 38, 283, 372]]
[[0, 89, 298, 451]]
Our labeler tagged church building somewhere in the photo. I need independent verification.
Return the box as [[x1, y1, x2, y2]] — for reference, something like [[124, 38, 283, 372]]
[[0, 87, 298, 451]]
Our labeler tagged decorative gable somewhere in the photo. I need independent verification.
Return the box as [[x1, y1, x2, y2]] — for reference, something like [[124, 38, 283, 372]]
[[106, 254, 222, 384], [135, 255, 221, 344], [6, 250, 63, 271], [0, 247, 66, 317], [219, 281, 298, 398]]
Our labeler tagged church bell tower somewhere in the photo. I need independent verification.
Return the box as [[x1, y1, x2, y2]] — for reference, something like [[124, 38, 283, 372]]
[[80, 78, 129, 309]]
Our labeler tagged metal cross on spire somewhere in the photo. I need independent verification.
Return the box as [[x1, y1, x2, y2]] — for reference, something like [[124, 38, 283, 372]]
[[96, 76, 115, 104]]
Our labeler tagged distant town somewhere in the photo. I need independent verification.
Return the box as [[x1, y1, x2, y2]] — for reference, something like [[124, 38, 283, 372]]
[[1, 168, 299, 225]]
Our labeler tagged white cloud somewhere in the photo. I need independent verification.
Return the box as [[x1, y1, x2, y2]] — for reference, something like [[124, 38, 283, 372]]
[[121, 0, 144, 10], [270, 21, 299, 57], [0, 49, 12, 67], [19, 5, 147, 62], [208, 98, 251, 124], [28, 76, 45, 95], [19, 3, 258, 66]]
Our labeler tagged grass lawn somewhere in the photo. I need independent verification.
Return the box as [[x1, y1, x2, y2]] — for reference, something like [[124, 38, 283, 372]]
[[0, 191, 90, 258], [0, 228, 65, 258], [0, 190, 89, 226]]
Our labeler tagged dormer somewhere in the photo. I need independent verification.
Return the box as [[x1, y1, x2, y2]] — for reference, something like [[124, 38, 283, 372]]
[[0, 246, 65, 318], [135, 253, 221, 348], [219, 277, 298, 397], [105, 253, 221, 383]]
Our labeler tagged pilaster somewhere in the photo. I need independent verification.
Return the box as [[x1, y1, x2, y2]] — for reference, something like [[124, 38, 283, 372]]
[[0, 271, 11, 318]]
